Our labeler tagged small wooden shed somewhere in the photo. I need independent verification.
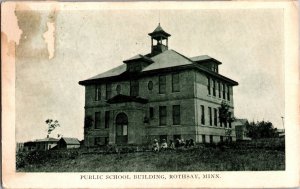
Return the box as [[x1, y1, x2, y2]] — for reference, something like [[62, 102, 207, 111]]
[[57, 137, 80, 149]]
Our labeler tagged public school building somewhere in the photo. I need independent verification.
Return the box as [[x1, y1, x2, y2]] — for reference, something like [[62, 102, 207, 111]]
[[79, 24, 238, 146]]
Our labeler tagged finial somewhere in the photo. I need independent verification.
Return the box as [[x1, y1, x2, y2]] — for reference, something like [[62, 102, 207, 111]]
[[159, 9, 160, 24]]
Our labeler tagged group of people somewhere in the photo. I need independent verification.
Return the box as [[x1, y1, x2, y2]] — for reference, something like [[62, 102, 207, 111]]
[[152, 138, 195, 152]]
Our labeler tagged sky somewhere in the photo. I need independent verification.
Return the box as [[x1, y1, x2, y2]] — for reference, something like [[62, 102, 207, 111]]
[[13, 7, 284, 142]]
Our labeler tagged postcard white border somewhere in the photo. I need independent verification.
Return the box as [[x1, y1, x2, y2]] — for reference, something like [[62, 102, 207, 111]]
[[2, 1, 299, 188]]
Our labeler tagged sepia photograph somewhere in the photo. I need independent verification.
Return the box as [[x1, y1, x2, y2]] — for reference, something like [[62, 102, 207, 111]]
[[2, 1, 299, 188]]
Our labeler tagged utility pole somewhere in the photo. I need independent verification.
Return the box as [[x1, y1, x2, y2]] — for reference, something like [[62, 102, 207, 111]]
[[281, 116, 285, 131]]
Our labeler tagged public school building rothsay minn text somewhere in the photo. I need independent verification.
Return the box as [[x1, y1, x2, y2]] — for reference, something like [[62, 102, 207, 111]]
[[79, 23, 238, 146]]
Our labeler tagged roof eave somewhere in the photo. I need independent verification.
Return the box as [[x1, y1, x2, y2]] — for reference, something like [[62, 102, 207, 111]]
[[193, 64, 238, 86], [79, 64, 238, 86]]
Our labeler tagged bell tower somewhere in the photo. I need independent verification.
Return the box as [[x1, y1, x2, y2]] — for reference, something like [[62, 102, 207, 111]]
[[148, 23, 171, 56]]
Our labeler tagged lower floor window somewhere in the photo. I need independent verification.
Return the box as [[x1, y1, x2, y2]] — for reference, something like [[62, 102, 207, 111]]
[[94, 137, 109, 146], [94, 137, 101, 146], [202, 135, 206, 143], [209, 135, 213, 143]]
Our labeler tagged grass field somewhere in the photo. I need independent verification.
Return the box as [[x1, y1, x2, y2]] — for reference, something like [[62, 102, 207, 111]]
[[17, 142, 285, 172]]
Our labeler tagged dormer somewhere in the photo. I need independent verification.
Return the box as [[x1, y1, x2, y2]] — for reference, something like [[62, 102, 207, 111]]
[[190, 55, 222, 73], [123, 54, 154, 72]]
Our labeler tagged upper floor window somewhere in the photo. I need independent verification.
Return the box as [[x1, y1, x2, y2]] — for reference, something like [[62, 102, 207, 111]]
[[208, 107, 212, 126], [149, 107, 154, 119], [130, 80, 139, 96], [218, 81, 221, 98], [201, 105, 205, 125], [133, 64, 141, 72], [212, 79, 216, 96], [211, 65, 215, 72], [227, 85, 231, 101], [172, 105, 181, 125], [106, 84, 112, 100], [214, 108, 218, 126], [95, 85, 101, 101], [116, 84, 121, 95], [95, 112, 101, 129], [207, 77, 211, 95], [222, 83, 226, 99], [172, 73, 180, 92], [159, 75, 166, 94], [129, 64, 141, 72], [159, 106, 167, 126], [212, 64, 218, 72]]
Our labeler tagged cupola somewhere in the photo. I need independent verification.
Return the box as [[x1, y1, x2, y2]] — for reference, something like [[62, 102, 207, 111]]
[[148, 23, 171, 56]]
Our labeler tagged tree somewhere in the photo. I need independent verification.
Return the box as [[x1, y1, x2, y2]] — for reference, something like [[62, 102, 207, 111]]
[[218, 101, 235, 142], [84, 116, 94, 149], [218, 101, 234, 127], [45, 119, 60, 137], [245, 121, 278, 139]]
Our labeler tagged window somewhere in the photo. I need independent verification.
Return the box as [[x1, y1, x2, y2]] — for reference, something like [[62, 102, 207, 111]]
[[159, 75, 166, 94], [172, 105, 181, 125], [95, 85, 101, 101], [172, 73, 180, 92], [207, 77, 211, 95], [95, 137, 107, 146], [159, 106, 167, 125], [116, 84, 121, 95], [212, 80, 216, 96], [106, 83, 112, 100], [227, 85, 230, 101], [105, 111, 110, 128], [223, 83, 226, 99], [95, 112, 101, 129], [212, 64, 218, 72], [218, 81, 221, 98], [148, 81, 153, 90], [201, 105, 205, 125], [214, 108, 218, 126], [94, 137, 101, 146], [220, 136, 224, 143], [149, 107, 154, 119], [105, 137, 109, 145], [133, 64, 141, 72], [130, 80, 139, 96], [208, 107, 212, 126], [202, 135, 206, 143], [209, 135, 213, 143]]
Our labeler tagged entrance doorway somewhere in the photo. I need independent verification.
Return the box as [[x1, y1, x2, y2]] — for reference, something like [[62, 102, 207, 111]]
[[116, 113, 128, 144]]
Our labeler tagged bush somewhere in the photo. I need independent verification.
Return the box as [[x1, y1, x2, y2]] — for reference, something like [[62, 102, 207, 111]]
[[16, 151, 28, 169], [26, 150, 49, 164], [16, 149, 81, 170]]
